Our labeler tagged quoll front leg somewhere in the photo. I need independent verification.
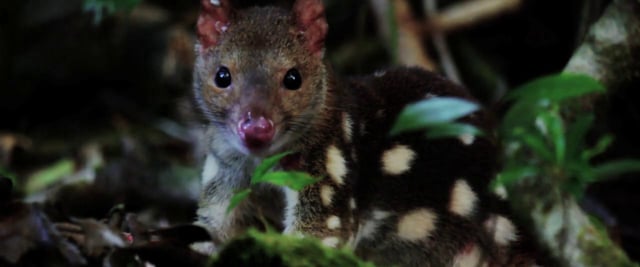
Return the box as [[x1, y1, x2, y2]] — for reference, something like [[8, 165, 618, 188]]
[[282, 142, 359, 248]]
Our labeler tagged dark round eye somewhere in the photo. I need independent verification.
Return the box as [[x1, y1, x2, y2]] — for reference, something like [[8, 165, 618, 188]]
[[214, 66, 232, 88], [283, 68, 302, 90]]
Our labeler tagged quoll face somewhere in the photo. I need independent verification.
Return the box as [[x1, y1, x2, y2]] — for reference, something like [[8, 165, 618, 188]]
[[193, 6, 328, 157], [193, 0, 542, 266]]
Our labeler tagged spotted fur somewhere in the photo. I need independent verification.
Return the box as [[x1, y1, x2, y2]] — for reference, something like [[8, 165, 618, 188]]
[[192, 0, 542, 266]]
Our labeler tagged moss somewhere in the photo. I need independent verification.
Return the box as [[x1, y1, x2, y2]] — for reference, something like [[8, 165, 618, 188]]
[[210, 229, 375, 267], [578, 226, 639, 267]]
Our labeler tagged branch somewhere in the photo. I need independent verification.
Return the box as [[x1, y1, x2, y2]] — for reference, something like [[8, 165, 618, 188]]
[[427, 0, 523, 33], [423, 0, 462, 84], [368, 0, 436, 70]]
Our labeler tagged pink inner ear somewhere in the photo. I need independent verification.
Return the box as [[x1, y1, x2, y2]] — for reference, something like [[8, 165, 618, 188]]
[[197, 0, 231, 50], [293, 0, 328, 58]]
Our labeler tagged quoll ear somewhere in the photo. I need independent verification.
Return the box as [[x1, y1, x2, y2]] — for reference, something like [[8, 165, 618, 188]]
[[292, 0, 328, 58], [197, 0, 233, 50]]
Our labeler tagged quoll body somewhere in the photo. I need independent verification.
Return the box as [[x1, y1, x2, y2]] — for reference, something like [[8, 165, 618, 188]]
[[192, 0, 541, 266]]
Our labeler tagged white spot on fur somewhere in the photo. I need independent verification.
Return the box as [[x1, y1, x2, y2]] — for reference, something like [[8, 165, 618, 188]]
[[381, 145, 416, 175], [209, 0, 220, 6], [354, 209, 390, 244], [374, 70, 386, 77], [449, 179, 478, 217], [326, 145, 346, 185], [201, 154, 219, 185], [322, 236, 340, 247], [327, 216, 341, 230], [452, 244, 487, 267], [320, 185, 335, 207], [190, 241, 216, 255], [485, 215, 518, 246], [342, 113, 353, 142], [396, 208, 437, 241], [283, 188, 299, 233], [372, 210, 390, 220], [459, 134, 475, 145], [349, 198, 356, 210], [494, 185, 508, 200]]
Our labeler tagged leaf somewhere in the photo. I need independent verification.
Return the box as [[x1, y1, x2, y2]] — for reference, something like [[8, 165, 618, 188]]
[[565, 114, 594, 161], [536, 109, 565, 165], [582, 135, 614, 160], [425, 123, 483, 139], [390, 97, 479, 136], [83, 0, 142, 24], [512, 129, 554, 161], [226, 189, 252, 214], [251, 152, 292, 182], [0, 167, 17, 185], [501, 99, 549, 133], [25, 159, 75, 194], [502, 73, 603, 133], [494, 166, 539, 187], [507, 73, 605, 103], [252, 171, 318, 191], [588, 160, 640, 182]]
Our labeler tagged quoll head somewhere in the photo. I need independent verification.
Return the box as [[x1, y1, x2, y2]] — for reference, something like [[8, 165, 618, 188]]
[[194, 0, 329, 157]]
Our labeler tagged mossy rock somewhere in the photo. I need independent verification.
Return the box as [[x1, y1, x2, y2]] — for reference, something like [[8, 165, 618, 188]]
[[210, 229, 375, 267]]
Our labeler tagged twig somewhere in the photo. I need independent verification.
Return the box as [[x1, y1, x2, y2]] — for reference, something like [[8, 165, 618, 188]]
[[423, 0, 462, 84], [369, 0, 436, 70], [427, 0, 522, 33]]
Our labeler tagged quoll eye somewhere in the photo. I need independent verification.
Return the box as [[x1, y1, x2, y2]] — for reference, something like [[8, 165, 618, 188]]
[[214, 66, 232, 88], [283, 68, 302, 90]]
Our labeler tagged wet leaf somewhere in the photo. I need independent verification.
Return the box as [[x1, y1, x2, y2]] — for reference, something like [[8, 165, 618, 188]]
[[536, 110, 565, 164], [390, 97, 479, 136], [566, 114, 594, 161], [425, 123, 483, 140], [83, 0, 142, 23], [24, 159, 75, 194], [252, 152, 292, 181], [507, 73, 605, 103], [226, 189, 252, 214], [583, 135, 614, 161], [253, 171, 318, 191], [494, 166, 539, 187], [512, 129, 553, 161], [588, 160, 640, 182]]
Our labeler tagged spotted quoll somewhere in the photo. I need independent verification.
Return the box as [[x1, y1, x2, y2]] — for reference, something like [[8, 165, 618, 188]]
[[192, 0, 541, 266]]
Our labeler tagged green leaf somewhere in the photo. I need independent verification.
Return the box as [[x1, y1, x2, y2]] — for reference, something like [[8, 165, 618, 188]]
[[583, 135, 614, 160], [0, 167, 17, 185], [501, 100, 548, 132], [512, 129, 554, 161], [502, 73, 603, 133], [588, 160, 640, 182], [494, 166, 539, 187], [253, 171, 318, 191], [507, 73, 605, 103], [252, 152, 292, 182], [83, 0, 142, 23], [536, 109, 565, 165], [25, 159, 75, 194], [227, 189, 252, 214], [390, 97, 479, 136], [425, 123, 483, 139], [566, 114, 594, 161]]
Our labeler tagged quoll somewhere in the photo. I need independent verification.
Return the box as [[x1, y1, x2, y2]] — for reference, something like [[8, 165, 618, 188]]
[[192, 0, 542, 265]]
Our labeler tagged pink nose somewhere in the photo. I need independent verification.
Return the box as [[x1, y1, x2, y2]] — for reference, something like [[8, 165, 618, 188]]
[[237, 114, 275, 150]]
